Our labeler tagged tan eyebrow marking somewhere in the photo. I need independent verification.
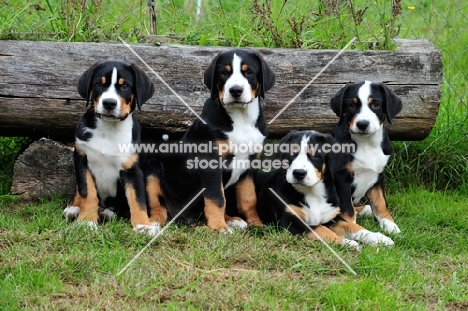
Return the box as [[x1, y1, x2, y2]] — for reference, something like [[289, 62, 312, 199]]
[[242, 64, 248, 71], [101, 76, 106, 84], [118, 78, 125, 85], [225, 65, 231, 72]]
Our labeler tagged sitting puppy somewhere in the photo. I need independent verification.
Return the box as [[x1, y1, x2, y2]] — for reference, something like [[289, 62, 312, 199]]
[[330, 81, 402, 234], [256, 130, 393, 249], [145, 49, 276, 233], [63, 60, 159, 235]]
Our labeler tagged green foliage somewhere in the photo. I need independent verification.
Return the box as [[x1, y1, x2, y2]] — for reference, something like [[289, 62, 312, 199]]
[[1, 191, 468, 309], [0, 137, 30, 195], [0, 0, 467, 192]]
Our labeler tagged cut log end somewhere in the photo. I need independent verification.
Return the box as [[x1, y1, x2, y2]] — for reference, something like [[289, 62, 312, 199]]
[[10, 138, 75, 200]]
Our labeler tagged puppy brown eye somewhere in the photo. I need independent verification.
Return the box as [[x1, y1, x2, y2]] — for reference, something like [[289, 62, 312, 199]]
[[95, 82, 102, 88], [245, 69, 253, 77], [220, 70, 229, 77], [371, 103, 380, 110], [121, 84, 130, 90]]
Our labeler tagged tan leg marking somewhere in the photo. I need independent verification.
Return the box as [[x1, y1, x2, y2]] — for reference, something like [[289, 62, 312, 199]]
[[329, 220, 366, 237], [235, 177, 263, 226], [125, 184, 151, 228], [77, 171, 99, 223], [204, 197, 228, 232], [306, 225, 346, 244], [146, 175, 167, 225], [367, 186, 394, 222]]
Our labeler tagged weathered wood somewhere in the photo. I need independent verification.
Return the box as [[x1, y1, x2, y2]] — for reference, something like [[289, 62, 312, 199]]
[[0, 39, 442, 141], [10, 138, 75, 199]]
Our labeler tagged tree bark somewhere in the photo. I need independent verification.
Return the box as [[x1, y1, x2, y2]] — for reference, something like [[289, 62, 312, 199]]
[[0, 39, 442, 141]]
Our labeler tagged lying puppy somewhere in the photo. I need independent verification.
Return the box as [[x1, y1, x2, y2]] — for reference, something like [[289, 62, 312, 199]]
[[330, 81, 402, 234], [145, 49, 276, 232], [256, 130, 394, 249], [63, 60, 159, 235]]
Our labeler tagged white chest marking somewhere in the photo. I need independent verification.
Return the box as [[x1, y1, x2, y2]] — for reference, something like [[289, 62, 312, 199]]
[[295, 182, 339, 226], [351, 128, 389, 203], [76, 116, 134, 202], [224, 98, 265, 188]]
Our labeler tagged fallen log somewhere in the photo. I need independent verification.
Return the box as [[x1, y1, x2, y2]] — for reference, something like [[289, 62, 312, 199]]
[[0, 39, 442, 141], [10, 138, 75, 200]]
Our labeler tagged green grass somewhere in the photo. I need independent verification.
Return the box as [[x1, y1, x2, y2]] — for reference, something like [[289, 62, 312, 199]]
[[1, 0, 467, 192], [1, 189, 468, 310], [0, 3, 467, 308]]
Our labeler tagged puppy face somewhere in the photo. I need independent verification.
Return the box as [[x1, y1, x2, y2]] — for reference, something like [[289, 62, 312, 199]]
[[345, 81, 383, 135], [204, 49, 276, 106], [330, 81, 403, 135], [77, 61, 155, 121], [279, 131, 333, 188]]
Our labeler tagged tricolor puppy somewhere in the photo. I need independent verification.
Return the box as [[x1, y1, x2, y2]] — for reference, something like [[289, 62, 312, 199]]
[[145, 49, 276, 232], [63, 60, 159, 235], [330, 81, 402, 234], [255, 130, 394, 249]]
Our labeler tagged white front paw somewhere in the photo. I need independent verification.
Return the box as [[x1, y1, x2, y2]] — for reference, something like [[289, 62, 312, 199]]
[[354, 230, 394, 247], [133, 224, 161, 236], [379, 219, 401, 234], [63, 206, 80, 221], [358, 205, 373, 216], [219, 227, 234, 234], [99, 208, 116, 220], [227, 219, 248, 230], [340, 239, 361, 251], [73, 220, 98, 230]]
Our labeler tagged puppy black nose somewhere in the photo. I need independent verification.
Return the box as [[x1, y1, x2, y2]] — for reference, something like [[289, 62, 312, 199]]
[[292, 169, 307, 181], [103, 99, 117, 111], [229, 86, 244, 98], [356, 120, 369, 131]]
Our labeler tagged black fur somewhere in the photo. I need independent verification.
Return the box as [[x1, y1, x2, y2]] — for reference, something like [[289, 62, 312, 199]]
[[146, 49, 275, 228]]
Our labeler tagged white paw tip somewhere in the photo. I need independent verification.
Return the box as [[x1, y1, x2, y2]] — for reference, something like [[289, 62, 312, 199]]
[[227, 219, 248, 230], [379, 219, 401, 234], [368, 232, 394, 247], [63, 206, 80, 220], [73, 220, 98, 230], [358, 205, 373, 216], [342, 239, 361, 251], [133, 224, 161, 236], [99, 208, 116, 220], [86, 221, 98, 230], [219, 227, 234, 234]]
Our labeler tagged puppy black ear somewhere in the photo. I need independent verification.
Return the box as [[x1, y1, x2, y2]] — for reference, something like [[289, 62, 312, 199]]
[[277, 130, 297, 160], [317, 132, 338, 146], [204, 53, 221, 99], [77, 62, 100, 107], [130, 63, 155, 110], [330, 84, 350, 125], [378, 83, 402, 124], [278, 130, 296, 145], [253, 51, 276, 99]]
